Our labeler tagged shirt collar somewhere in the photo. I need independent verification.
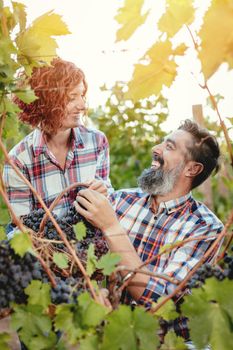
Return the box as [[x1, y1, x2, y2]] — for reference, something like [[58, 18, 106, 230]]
[[149, 192, 193, 215], [32, 127, 85, 157], [32, 129, 47, 157]]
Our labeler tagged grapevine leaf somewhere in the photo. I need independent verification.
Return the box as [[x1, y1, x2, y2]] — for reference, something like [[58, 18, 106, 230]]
[[115, 0, 149, 42], [16, 11, 70, 65], [155, 298, 179, 320], [25, 280, 51, 310], [86, 243, 97, 276], [10, 231, 32, 257], [78, 292, 109, 327], [158, 0, 194, 37], [14, 89, 37, 103], [11, 304, 56, 349], [78, 335, 99, 350], [0, 333, 11, 350], [101, 305, 136, 350], [160, 331, 188, 349], [74, 221, 86, 241], [203, 278, 233, 321], [0, 98, 21, 114], [101, 305, 159, 350], [12, 1, 27, 32], [0, 226, 7, 240], [96, 252, 121, 275], [133, 307, 160, 350], [199, 0, 233, 79], [55, 304, 83, 344], [181, 279, 233, 350], [126, 41, 177, 101], [53, 252, 69, 269]]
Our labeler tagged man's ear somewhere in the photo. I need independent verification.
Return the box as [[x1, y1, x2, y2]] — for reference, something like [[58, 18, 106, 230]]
[[185, 161, 204, 178]]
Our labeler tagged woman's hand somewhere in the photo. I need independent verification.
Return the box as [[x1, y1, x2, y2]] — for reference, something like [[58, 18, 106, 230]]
[[84, 179, 108, 197], [74, 189, 120, 233]]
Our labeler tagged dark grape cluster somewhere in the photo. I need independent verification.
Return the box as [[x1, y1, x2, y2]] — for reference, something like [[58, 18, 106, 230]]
[[186, 247, 233, 289], [22, 200, 108, 260], [0, 240, 47, 309], [51, 276, 85, 304]]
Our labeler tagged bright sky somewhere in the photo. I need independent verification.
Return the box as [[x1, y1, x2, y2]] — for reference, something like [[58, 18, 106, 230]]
[[16, 0, 233, 130]]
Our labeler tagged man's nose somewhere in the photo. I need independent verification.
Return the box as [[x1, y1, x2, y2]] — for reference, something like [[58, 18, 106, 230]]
[[152, 143, 163, 155]]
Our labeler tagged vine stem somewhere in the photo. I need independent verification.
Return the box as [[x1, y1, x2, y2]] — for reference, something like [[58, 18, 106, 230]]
[[150, 209, 233, 313], [39, 182, 88, 233], [112, 234, 218, 294], [0, 181, 56, 287], [0, 139, 99, 303]]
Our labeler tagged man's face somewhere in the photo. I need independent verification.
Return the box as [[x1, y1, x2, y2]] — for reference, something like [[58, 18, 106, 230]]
[[138, 130, 192, 195]]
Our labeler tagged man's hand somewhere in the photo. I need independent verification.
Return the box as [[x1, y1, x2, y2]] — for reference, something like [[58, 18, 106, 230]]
[[74, 189, 120, 233], [83, 179, 108, 197]]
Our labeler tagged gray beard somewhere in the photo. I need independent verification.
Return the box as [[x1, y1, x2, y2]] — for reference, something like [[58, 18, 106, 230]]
[[137, 163, 185, 196]]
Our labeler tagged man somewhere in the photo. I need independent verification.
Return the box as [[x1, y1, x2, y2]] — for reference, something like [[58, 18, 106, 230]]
[[74, 119, 223, 308]]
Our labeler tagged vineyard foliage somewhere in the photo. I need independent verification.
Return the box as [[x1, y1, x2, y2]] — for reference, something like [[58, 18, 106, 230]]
[[0, 1, 233, 349]]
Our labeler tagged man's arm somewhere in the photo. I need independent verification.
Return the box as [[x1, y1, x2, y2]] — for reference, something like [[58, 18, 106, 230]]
[[74, 188, 150, 301], [74, 189, 223, 305]]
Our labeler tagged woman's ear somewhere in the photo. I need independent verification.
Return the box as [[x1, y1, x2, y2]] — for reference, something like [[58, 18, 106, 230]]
[[185, 161, 204, 178]]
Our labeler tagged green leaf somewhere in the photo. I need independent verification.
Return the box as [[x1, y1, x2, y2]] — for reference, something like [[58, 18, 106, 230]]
[[155, 298, 179, 320], [78, 292, 109, 327], [78, 335, 99, 350], [55, 304, 83, 344], [133, 307, 160, 350], [101, 305, 159, 350], [181, 278, 233, 350], [74, 221, 86, 241], [96, 252, 121, 275], [53, 252, 69, 269], [14, 88, 37, 103], [0, 226, 7, 240], [10, 231, 32, 257], [0, 333, 11, 350], [86, 243, 97, 276], [101, 305, 136, 350], [160, 331, 188, 350], [25, 280, 51, 310], [11, 304, 56, 349]]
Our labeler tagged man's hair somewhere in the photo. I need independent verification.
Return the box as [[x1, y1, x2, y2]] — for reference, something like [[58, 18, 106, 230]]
[[14, 58, 88, 135], [178, 119, 220, 189]]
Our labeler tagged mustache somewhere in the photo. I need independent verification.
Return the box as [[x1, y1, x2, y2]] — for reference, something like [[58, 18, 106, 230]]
[[152, 154, 164, 166]]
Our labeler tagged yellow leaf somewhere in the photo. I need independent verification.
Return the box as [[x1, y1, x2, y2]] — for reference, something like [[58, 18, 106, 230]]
[[115, 0, 149, 42], [16, 10, 70, 64], [158, 0, 194, 37], [31, 10, 71, 36], [199, 0, 233, 80], [126, 41, 177, 101]]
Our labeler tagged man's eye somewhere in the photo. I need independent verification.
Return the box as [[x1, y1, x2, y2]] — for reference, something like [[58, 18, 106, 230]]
[[166, 143, 173, 150]]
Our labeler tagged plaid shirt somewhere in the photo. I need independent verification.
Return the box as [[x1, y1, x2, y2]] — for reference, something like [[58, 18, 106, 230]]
[[109, 188, 223, 306], [3, 126, 112, 217]]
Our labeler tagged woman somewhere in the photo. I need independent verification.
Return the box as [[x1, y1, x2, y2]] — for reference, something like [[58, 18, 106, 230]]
[[3, 58, 112, 221]]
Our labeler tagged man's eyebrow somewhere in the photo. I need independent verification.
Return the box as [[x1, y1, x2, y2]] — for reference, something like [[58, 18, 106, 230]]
[[164, 137, 176, 147]]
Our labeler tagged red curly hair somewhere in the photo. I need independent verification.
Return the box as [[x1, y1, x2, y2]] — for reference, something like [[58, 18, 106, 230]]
[[15, 58, 88, 135]]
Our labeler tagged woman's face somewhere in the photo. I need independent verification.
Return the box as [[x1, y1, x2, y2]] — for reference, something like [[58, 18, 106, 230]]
[[61, 81, 86, 130]]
